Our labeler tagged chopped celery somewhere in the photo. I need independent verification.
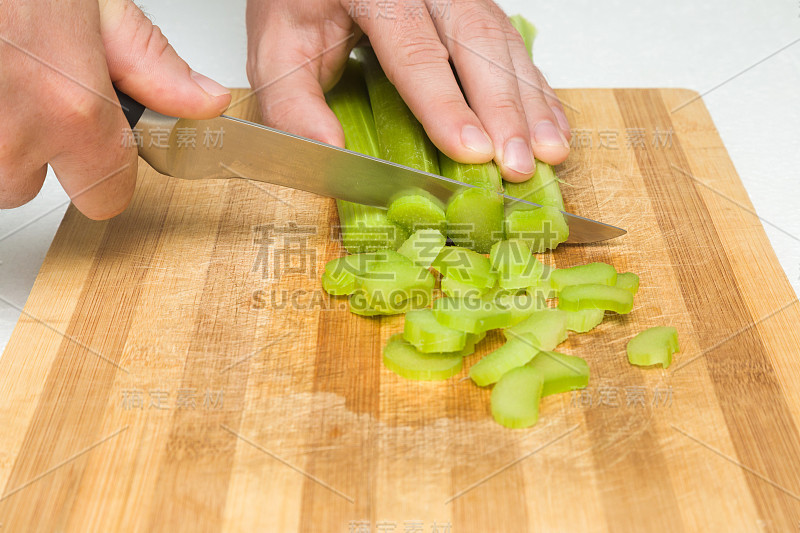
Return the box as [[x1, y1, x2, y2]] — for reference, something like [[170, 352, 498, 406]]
[[432, 246, 497, 289], [469, 333, 540, 386], [489, 239, 543, 290], [461, 331, 487, 357], [550, 262, 617, 292], [432, 297, 514, 334], [627, 326, 679, 368], [558, 308, 605, 333], [439, 154, 505, 253], [494, 291, 547, 325], [615, 272, 640, 295], [504, 309, 569, 351], [387, 195, 447, 233], [383, 334, 464, 380], [528, 351, 589, 396], [490, 365, 544, 429], [440, 276, 492, 299], [527, 264, 557, 299], [321, 272, 354, 296], [325, 59, 407, 252], [349, 291, 426, 316], [396, 228, 446, 268], [354, 261, 434, 308], [505, 206, 569, 253], [505, 160, 564, 210], [404, 309, 467, 353], [322, 250, 410, 296], [558, 284, 634, 314]]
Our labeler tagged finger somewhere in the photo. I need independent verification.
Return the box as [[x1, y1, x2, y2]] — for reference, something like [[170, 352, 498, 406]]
[[100, 0, 231, 119], [0, 162, 48, 209], [504, 29, 570, 167], [351, 0, 495, 163], [246, 28, 350, 147], [432, 1, 535, 180], [535, 68, 571, 141]]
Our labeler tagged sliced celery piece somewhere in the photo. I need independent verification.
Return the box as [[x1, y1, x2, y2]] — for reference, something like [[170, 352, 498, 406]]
[[528, 351, 589, 397], [354, 261, 434, 307], [440, 154, 505, 253], [491, 365, 543, 429], [321, 272, 354, 296], [494, 291, 547, 326], [396, 228, 446, 268], [627, 326, 679, 368], [615, 272, 640, 295], [461, 331, 487, 357], [388, 195, 446, 234], [504, 309, 569, 351], [432, 246, 497, 289], [404, 309, 467, 353], [527, 264, 557, 299], [440, 276, 492, 300], [383, 334, 464, 380], [505, 160, 564, 209], [505, 206, 569, 253], [557, 308, 605, 333], [432, 297, 513, 334], [325, 59, 407, 253], [349, 291, 426, 316], [489, 239, 544, 290], [550, 262, 617, 292], [558, 284, 634, 314], [469, 333, 540, 386]]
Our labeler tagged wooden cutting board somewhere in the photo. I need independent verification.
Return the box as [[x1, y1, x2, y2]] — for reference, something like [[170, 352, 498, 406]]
[[1, 89, 799, 532]]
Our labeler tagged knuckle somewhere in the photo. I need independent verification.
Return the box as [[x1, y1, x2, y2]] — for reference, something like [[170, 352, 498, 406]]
[[452, 6, 506, 43], [391, 37, 450, 78], [56, 87, 108, 127], [490, 92, 524, 116]]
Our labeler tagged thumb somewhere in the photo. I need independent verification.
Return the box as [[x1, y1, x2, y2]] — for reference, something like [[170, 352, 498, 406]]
[[99, 0, 231, 119]]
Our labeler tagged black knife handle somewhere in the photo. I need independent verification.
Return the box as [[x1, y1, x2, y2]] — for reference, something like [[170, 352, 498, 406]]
[[115, 88, 146, 129]]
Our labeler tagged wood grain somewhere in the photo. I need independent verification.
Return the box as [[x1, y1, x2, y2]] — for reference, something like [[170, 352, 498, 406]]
[[1, 89, 799, 532]]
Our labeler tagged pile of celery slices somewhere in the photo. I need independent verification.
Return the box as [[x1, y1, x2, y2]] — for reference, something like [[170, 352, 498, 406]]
[[321, 15, 678, 429]]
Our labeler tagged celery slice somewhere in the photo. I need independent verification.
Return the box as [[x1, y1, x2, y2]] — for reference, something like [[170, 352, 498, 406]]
[[558, 284, 634, 314], [504, 309, 569, 351], [432, 297, 514, 334], [432, 246, 497, 289], [440, 276, 492, 300], [321, 272, 354, 296], [387, 195, 446, 234], [558, 308, 605, 333], [491, 365, 544, 429], [323, 251, 410, 295], [615, 272, 640, 295], [528, 351, 589, 397], [504, 206, 569, 253], [469, 333, 540, 386], [494, 291, 547, 325], [527, 264, 557, 299], [349, 291, 426, 316], [505, 160, 565, 210], [439, 154, 505, 253], [550, 262, 617, 292], [627, 326, 679, 368], [489, 239, 544, 290], [396, 228, 446, 268], [354, 261, 434, 306], [404, 309, 467, 353], [383, 334, 464, 380], [325, 59, 407, 253]]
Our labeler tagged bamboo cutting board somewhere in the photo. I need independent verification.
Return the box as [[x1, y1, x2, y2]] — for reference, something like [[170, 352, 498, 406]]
[[1, 89, 799, 532]]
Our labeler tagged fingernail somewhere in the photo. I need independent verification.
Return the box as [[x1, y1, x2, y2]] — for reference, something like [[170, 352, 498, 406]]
[[550, 106, 570, 136], [191, 70, 230, 97], [533, 120, 569, 148], [503, 137, 534, 175], [461, 125, 494, 156]]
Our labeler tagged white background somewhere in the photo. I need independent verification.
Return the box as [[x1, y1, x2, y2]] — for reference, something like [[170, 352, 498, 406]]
[[1, 0, 798, 354]]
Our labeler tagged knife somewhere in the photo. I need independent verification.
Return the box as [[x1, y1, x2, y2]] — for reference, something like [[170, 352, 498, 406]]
[[116, 90, 625, 244]]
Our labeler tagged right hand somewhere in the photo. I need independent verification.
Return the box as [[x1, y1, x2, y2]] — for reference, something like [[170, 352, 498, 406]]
[[0, 0, 231, 219]]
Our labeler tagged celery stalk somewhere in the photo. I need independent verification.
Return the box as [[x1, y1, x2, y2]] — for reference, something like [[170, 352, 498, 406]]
[[627, 326, 679, 368], [550, 262, 617, 292], [504, 309, 569, 351], [432, 297, 514, 334], [469, 332, 540, 386], [491, 365, 544, 429], [355, 48, 447, 233], [558, 284, 634, 314], [325, 59, 408, 252], [383, 334, 464, 380], [528, 351, 589, 396]]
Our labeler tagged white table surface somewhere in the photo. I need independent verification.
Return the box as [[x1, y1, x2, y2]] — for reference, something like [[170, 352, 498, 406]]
[[1, 0, 798, 354]]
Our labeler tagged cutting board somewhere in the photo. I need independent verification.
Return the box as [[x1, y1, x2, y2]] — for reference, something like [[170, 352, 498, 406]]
[[1, 89, 799, 532]]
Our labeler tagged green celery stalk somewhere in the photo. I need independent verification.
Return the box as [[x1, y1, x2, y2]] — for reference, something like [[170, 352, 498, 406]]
[[355, 48, 447, 233], [550, 262, 617, 292], [528, 351, 589, 396], [627, 326, 679, 368], [469, 332, 540, 386], [325, 59, 408, 252], [383, 334, 464, 380], [504, 309, 569, 351], [558, 284, 634, 314], [491, 365, 544, 429], [404, 309, 467, 353], [432, 297, 514, 334], [439, 154, 505, 253]]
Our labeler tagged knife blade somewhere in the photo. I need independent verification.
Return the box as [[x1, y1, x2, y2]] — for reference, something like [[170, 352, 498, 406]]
[[117, 90, 625, 244]]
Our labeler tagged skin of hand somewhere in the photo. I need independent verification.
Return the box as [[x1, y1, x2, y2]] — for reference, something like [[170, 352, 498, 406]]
[[0, 0, 231, 219], [246, 0, 571, 182]]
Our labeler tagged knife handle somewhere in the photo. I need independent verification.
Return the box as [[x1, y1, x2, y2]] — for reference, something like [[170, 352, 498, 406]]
[[114, 88, 146, 129]]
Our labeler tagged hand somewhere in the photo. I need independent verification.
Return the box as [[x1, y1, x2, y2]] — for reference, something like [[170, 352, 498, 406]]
[[0, 0, 231, 219], [246, 0, 570, 182]]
